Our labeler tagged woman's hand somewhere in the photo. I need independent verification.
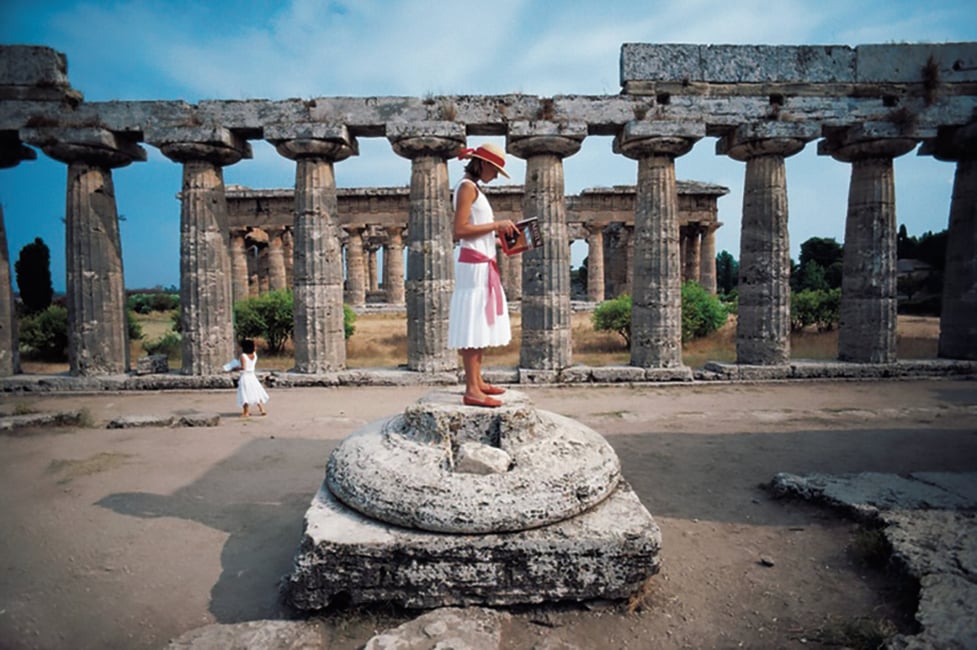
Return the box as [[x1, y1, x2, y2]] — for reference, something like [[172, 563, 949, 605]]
[[495, 220, 518, 237]]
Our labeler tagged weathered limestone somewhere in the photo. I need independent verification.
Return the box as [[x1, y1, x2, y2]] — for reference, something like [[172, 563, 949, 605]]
[[699, 223, 718, 294], [923, 123, 977, 361], [388, 122, 464, 373], [343, 227, 366, 306], [585, 225, 605, 302], [21, 126, 146, 375], [268, 125, 356, 373], [821, 126, 917, 363], [265, 228, 287, 291], [147, 127, 251, 375], [0, 205, 19, 376], [284, 389, 661, 610], [720, 123, 818, 365], [382, 226, 405, 304], [616, 121, 702, 369], [229, 230, 249, 303], [508, 121, 586, 371]]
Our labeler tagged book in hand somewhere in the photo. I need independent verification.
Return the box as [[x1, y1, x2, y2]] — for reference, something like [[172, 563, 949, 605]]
[[500, 217, 543, 256]]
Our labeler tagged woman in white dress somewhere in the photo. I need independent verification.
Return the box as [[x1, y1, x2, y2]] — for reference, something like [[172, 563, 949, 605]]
[[236, 339, 269, 416], [448, 143, 518, 408]]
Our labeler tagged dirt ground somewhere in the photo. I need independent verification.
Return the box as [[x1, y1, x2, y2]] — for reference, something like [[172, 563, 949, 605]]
[[1, 378, 976, 649]]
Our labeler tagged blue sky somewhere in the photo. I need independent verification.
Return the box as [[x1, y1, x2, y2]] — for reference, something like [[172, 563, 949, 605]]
[[2, 0, 975, 292]]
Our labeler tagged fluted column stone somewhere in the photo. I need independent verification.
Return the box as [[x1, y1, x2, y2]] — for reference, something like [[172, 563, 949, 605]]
[[383, 226, 406, 305], [699, 223, 719, 294], [507, 122, 585, 372], [585, 225, 605, 303], [719, 123, 818, 365], [266, 227, 288, 291], [23, 127, 146, 375], [0, 205, 19, 376], [343, 227, 367, 307], [821, 127, 917, 363], [148, 126, 251, 375], [229, 230, 250, 304], [616, 121, 701, 369], [683, 225, 701, 284], [389, 122, 465, 373], [366, 244, 379, 293], [268, 125, 357, 373], [922, 123, 977, 360]]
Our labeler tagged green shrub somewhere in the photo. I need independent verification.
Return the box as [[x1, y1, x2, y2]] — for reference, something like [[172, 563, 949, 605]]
[[681, 281, 727, 342], [143, 331, 182, 359], [344, 304, 356, 340], [592, 294, 632, 346], [127, 309, 143, 341], [127, 292, 179, 314], [18, 304, 68, 361], [791, 288, 841, 332], [234, 289, 294, 354]]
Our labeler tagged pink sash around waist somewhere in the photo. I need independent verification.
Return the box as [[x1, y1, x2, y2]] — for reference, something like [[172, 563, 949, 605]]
[[458, 247, 504, 325]]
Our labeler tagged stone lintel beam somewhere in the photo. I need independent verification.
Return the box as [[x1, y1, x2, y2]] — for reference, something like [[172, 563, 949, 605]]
[[145, 126, 252, 165], [0, 45, 81, 104], [507, 121, 587, 158], [621, 42, 977, 94], [818, 123, 919, 161], [265, 123, 358, 161], [387, 121, 466, 157], [20, 126, 146, 168], [0, 130, 37, 169], [614, 120, 705, 158], [919, 121, 977, 161], [717, 122, 820, 161]]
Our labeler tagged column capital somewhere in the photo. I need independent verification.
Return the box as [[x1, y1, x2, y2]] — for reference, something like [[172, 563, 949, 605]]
[[919, 121, 977, 162], [717, 122, 819, 161], [614, 120, 704, 159], [506, 120, 587, 159], [145, 126, 252, 165], [20, 126, 146, 168], [387, 121, 465, 159], [818, 123, 918, 162], [266, 123, 358, 161]]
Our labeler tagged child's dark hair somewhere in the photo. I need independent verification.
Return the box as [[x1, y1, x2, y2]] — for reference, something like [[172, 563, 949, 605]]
[[241, 339, 255, 354]]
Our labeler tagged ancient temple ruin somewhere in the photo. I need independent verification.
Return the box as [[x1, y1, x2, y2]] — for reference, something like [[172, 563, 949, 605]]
[[1, 42, 975, 381]]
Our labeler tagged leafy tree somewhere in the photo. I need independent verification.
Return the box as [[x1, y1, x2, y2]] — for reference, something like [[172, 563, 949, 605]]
[[18, 304, 68, 361], [715, 250, 739, 296], [343, 304, 356, 340], [592, 294, 632, 347], [234, 289, 294, 354], [791, 288, 841, 332], [680, 281, 727, 342], [14, 237, 54, 314], [792, 237, 844, 292]]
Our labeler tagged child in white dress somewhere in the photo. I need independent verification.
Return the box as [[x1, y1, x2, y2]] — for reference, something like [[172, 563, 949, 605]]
[[236, 339, 269, 417]]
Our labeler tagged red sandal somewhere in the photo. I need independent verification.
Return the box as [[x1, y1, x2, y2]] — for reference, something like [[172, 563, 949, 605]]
[[463, 395, 502, 408]]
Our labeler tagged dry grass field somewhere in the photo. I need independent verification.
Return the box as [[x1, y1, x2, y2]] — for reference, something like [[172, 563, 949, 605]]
[[21, 310, 940, 374]]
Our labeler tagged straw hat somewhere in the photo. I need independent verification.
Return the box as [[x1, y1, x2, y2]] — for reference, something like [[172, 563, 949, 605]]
[[458, 143, 511, 178]]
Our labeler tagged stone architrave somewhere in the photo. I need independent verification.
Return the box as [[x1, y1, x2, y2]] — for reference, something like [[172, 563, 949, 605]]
[[0, 205, 20, 376], [719, 122, 819, 366], [508, 121, 586, 372], [922, 123, 977, 361], [616, 121, 702, 369], [21, 126, 146, 376], [383, 226, 405, 304], [268, 124, 357, 373], [586, 225, 605, 303], [821, 125, 918, 363], [343, 227, 367, 307], [147, 126, 251, 376], [388, 121, 465, 373]]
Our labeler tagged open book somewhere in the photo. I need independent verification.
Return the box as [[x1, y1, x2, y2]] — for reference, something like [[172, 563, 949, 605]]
[[500, 217, 543, 256]]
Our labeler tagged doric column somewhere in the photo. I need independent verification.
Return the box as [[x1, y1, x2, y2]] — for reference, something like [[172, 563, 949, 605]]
[[699, 223, 719, 294], [683, 224, 701, 284], [615, 121, 702, 369], [821, 125, 917, 363], [343, 227, 367, 307], [23, 127, 146, 375], [383, 226, 406, 305], [585, 225, 605, 303], [499, 251, 522, 302], [266, 227, 288, 291], [147, 126, 251, 375], [388, 121, 465, 373], [0, 205, 20, 376], [921, 122, 977, 360], [282, 226, 294, 288], [229, 229, 250, 304], [718, 123, 818, 365], [508, 121, 586, 371], [268, 125, 356, 373], [366, 243, 379, 293]]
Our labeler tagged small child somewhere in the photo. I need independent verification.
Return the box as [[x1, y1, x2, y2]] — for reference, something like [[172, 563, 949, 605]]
[[236, 339, 269, 417]]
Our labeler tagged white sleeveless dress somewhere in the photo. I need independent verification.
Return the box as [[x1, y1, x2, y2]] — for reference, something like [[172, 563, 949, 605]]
[[447, 179, 512, 349], [236, 353, 270, 406]]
